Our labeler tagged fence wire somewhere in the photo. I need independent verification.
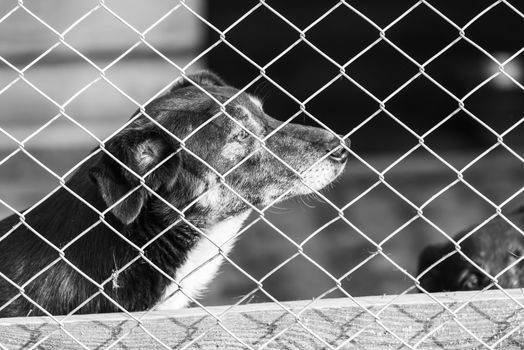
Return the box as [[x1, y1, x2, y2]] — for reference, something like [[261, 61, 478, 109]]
[[1, 0, 524, 349]]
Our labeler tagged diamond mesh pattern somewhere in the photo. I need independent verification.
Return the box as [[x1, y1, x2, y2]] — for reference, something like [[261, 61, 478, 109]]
[[1, 1, 524, 348]]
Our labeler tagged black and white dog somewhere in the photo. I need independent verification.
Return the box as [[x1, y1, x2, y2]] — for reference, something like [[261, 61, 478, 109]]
[[0, 71, 349, 317]]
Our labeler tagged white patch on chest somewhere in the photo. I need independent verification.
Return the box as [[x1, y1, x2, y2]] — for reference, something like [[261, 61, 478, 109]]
[[156, 211, 250, 310]]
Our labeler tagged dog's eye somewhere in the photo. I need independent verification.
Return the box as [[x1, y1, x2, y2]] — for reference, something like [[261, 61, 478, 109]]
[[235, 129, 250, 141]]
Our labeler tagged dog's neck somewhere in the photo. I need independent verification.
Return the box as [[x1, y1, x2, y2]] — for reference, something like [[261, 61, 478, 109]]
[[157, 210, 251, 309], [109, 188, 252, 310], [114, 202, 252, 311], [0, 166, 250, 316]]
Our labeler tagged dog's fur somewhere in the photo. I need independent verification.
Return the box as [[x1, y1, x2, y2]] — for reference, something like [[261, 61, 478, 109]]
[[0, 71, 348, 317], [418, 211, 524, 292]]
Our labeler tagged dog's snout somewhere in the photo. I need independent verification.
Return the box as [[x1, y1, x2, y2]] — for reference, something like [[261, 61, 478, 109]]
[[326, 137, 350, 163]]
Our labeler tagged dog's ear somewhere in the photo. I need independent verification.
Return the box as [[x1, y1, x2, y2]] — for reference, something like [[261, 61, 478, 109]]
[[89, 127, 179, 225], [170, 71, 227, 92]]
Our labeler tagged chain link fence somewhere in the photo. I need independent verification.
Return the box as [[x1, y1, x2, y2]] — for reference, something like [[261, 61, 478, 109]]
[[1, 0, 524, 349]]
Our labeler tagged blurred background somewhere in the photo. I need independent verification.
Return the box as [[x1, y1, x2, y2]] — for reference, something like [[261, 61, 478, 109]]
[[1, 0, 524, 306]]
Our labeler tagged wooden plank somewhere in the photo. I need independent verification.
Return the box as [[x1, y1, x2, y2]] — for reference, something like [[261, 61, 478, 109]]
[[0, 289, 523, 349], [0, 57, 204, 132], [0, 0, 207, 133], [0, 0, 204, 60]]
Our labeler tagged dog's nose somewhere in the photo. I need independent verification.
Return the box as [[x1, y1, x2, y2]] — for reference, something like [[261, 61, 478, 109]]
[[326, 137, 350, 163], [329, 146, 349, 163]]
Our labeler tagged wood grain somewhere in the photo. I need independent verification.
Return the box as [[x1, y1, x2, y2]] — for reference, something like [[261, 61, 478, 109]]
[[0, 289, 523, 349]]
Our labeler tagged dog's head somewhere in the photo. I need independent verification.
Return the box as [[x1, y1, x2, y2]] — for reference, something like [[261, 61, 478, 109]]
[[417, 241, 492, 292], [89, 71, 349, 225], [418, 222, 524, 292]]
